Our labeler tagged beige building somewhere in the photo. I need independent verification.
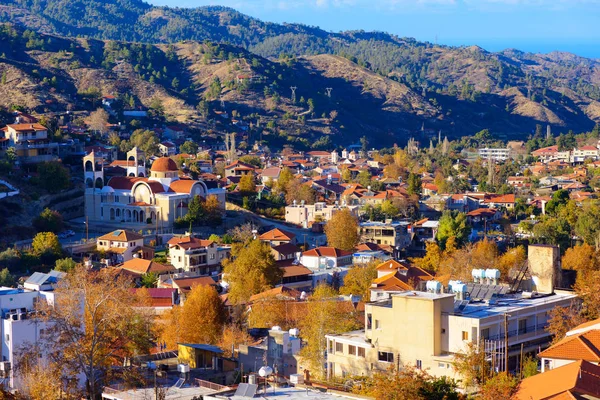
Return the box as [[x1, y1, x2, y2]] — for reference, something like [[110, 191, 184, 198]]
[[2, 123, 59, 164], [358, 221, 411, 250], [84, 150, 226, 229], [285, 202, 359, 228], [96, 229, 151, 264], [326, 289, 578, 380], [167, 236, 231, 276]]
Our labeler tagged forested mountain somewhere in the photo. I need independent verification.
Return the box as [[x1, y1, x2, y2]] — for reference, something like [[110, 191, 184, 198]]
[[1, 0, 600, 142]]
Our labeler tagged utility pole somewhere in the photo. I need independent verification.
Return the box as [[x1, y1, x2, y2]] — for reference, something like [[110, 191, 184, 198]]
[[504, 313, 510, 373], [290, 86, 297, 103]]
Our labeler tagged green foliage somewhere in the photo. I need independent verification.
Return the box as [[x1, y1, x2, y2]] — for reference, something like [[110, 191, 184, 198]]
[[545, 189, 570, 215], [0, 268, 16, 287], [55, 257, 77, 272], [407, 172, 422, 196], [129, 129, 159, 156], [32, 232, 62, 257], [140, 272, 158, 288], [33, 208, 64, 233], [437, 211, 471, 249], [180, 140, 198, 155], [35, 162, 70, 193]]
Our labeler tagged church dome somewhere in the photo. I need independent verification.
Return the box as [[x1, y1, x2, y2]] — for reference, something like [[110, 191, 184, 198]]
[[151, 157, 178, 172]]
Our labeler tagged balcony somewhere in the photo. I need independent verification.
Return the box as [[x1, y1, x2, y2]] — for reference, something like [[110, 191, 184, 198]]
[[484, 322, 549, 343]]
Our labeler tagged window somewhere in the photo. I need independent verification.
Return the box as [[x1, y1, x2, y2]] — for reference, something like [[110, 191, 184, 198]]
[[416, 360, 422, 370], [348, 345, 356, 356], [519, 319, 527, 334], [328, 340, 333, 353], [462, 331, 469, 341], [438, 362, 446, 369], [335, 342, 343, 353], [378, 352, 393, 363], [358, 347, 365, 358], [375, 320, 381, 329], [210, 254, 215, 260], [5, 334, 8, 342], [481, 328, 490, 340], [367, 313, 372, 329]]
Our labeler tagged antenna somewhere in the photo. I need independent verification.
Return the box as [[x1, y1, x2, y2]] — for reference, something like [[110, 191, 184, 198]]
[[290, 86, 297, 103], [325, 87, 333, 98]]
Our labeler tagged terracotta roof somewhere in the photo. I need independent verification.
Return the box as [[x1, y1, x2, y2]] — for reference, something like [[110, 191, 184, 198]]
[[261, 167, 281, 178], [173, 276, 218, 290], [6, 123, 47, 132], [98, 229, 143, 242], [168, 236, 215, 250], [375, 259, 410, 271], [271, 243, 301, 256], [225, 160, 255, 170], [513, 360, 600, 400], [259, 228, 296, 242], [538, 329, 600, 362], [569, 318, 600, 334], [372, 272, 413, 291], [484, 193, 516, 204], [119, 259, 175, 275], [249, 286, 303, 302], [151, 157, 178, 172], [169, 179, 199, 194], [280, 265, 313, 278], [302, 247, 353, 258], [467, 208, 499, 217]]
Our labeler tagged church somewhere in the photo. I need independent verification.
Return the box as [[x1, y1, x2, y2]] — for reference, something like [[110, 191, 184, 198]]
[[83, 147, 226, 229]]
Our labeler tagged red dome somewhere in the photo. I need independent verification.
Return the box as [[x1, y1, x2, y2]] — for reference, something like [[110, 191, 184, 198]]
[[151, 157, 178, 172]]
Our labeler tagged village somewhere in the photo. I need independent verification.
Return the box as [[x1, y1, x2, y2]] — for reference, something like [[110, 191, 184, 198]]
[[1, 96, 600, 400]]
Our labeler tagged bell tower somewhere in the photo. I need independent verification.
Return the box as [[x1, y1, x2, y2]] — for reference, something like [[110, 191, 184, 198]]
[[127, 147, 146, 177], [83, 151, 104, 189]]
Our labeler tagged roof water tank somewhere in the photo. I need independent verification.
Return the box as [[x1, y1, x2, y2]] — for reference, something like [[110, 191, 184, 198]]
[[271, 326, 282, 331], [452, 283, 467, 294], [485, 269, 501, 280], [259, 366, 273, 377], [426, 281, 442, 292], [289, 328, 300, 337]]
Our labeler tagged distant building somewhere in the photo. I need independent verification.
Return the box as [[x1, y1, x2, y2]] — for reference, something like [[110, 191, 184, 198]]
[[97, 229, 150, 265], [358, 221, 411, 252], [284, 202, 359, 228], [1, 123, 59, 164], [478, 147, 510, 161], [167, 236, 230, 276]]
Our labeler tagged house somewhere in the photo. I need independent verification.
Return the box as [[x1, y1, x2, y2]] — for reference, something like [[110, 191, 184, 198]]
[[285, 202, 359, 228], [167, 236, 230, 276], [158, 141, 177, 157], [225, 160, 255, 178], [97, 229, 150, 265], [260, 167, 281, 184], [466, 208, 501, 226], [271, 243, 301, 261], [358, 221, 411, 252], [2, 123, 59, 164], [478, 147, 510, 161], [482, 193, 515, 210], [300, 247, 353, 270], [538, 318, 600, 372], [119, 259, 175, 282], [130, 287, 178, 313], [514, 360, 600, 400], [23, 270, 66, 291], [276, 262, 313, 290], [178, 343, 224, 369], [259, 228, 297, 246]]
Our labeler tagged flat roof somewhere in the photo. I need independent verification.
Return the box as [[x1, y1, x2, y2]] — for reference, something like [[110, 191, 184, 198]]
[[219, 386, 357, 400], [324, 330, 371, 346], [103, 385, 217, 400], [359, 221, 409, 227]]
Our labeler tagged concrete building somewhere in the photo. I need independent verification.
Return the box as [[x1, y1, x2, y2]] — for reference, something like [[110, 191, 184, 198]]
[[1, 123, 59, 164], [478, 147, 510, 161], [284, 202, 359, 228], [325, 289, 578, 380], [238, 327, 302, 377], [358, 221, 411, 251], [97, 229, 148, 264], [167, 236, 231, 276]]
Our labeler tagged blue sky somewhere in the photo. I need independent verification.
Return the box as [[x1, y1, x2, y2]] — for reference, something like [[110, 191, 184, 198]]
[[147, 0, 600, 58]]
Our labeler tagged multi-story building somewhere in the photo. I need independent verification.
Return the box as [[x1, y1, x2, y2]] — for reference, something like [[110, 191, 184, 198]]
[[167, 236, 231, 276], [325, 288, 577, 380], [1, 123, 59, 164], [478, 147, 510, 161], [358, 221, 411, 251], [97, 229, 149, 265], [285, 202, 359, 228]]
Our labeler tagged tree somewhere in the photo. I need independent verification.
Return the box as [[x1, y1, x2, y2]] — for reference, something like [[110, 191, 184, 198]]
[[129, 129, 159, 156], [186, 195, 204, 225], [340, 262, 378, 300], [88, 108, 109, 135], [36, 162, 70, 193], [575, 201, 600, 248], [452, 341, 490, 390], [411, 241, 442, 272], [360, 136, 369, 153], [325, 209, 359, 251], [407, 172, 422, 196], [160, 285, 225, 349], [247, 295, 298, 330], [532, 216, 571, 250], [497, 246, 526, 279], [562, 244, 597, 272], [478, 373, 518, 400], [180, 140, 199, 155], [54, 257, 77, 273], [275, 167, 294, 194], [437, 211, 471, 249], [222, 240, 282, 304], [299, 284, 361, 379], [0, 268, 16, 287], [238, 174, 256, 195], [545, 189, 570, 215], [546, 303, 586, 344], [33, 208, 64, 233], [140, 272, 158, 288], [218, 324, 252, 358], [285, 178, 315, 205], [522, 355, 539, 378], [32, 232, 61, 256], [34, 267, 154, 400]]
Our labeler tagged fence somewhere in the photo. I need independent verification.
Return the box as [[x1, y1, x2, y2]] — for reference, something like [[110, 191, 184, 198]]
[[195, 378, 229, 392]]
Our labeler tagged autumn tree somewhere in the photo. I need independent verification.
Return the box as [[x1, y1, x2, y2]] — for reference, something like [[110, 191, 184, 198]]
[[575, 201, 600, 248], [546, 303, 586, 344], [478, 373, 518, 400], [222, 240, 282, 304], [218, 324, 252, 357], [204, 195, 223, 226], [238, 174, 256, 195], [129, 129, 159, 156], [247, 295, 300, 330], [299, 284, 361, 379], [285, 178, 316, 205], [452, 341, 490, 390], [562, 243, 598, 272], [325, 209, 359, 251], [411, 241, 441, 272], [160, 284, 226, 349], [497, 246, 526, 279], [33, 267, 154, 400], [88, 108, 109, 135], [340, 261, 378, 300]]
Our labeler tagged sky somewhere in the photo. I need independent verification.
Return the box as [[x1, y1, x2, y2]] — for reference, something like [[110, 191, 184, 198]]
[[146, 0, 600, 58]]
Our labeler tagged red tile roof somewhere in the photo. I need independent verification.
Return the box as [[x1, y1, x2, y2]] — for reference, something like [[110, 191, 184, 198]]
[[259, 228, 296, 242], [168, 236, 215, 250], [302, 247, 353, 258]]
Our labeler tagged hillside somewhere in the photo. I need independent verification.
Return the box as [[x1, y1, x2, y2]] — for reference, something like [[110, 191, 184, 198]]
[[0, 0, 600, 143]]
